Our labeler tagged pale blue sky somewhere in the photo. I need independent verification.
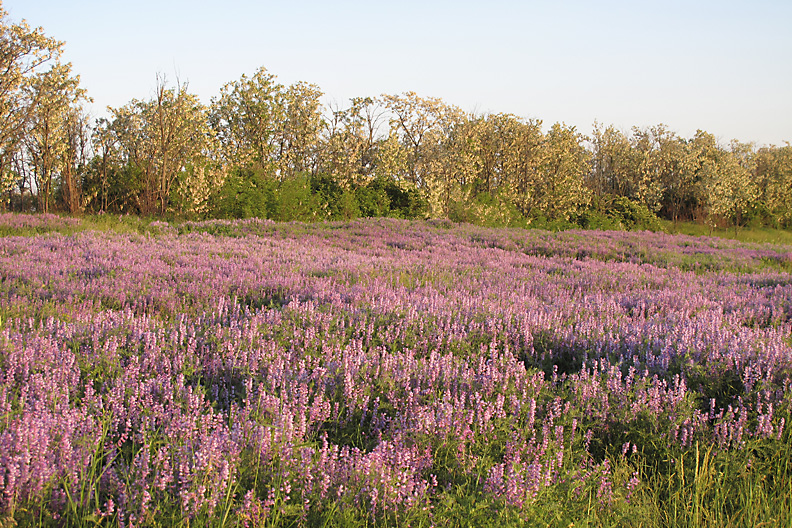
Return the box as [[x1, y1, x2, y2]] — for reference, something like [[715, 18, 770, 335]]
[[5, 0, 791, 146]]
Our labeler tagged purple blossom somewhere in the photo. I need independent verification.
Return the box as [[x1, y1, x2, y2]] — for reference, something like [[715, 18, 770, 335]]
[[0, 216, 790, 520]]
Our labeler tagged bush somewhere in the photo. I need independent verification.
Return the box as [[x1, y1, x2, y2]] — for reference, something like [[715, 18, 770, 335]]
[[743, 201, 781, 229], [355, 176, 428, 219], [211, 167, 276, 220], [572, 209, 623, 231], [378, 177, 428, 219], [355, 180, 392, 218], [583, 195, 664, 231], [448, 192, 529, 228], [275, 174, 323, 222], [608, 196, 664, 231]]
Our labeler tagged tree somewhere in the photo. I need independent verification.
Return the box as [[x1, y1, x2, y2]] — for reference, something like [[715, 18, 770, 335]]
[[535, 123, 591, 220], [372, 131, 409, 184], [424, 105, 474, 217], [629, 125, 673, 213], [382, 92, 466, 216], [692, 131, 757, 231], [501, 116, 545, 216], [381, 91, 449, 190], [473, 113, 523, 196], [108, 77, 212, 215], [321, 97, 387, 188], [58, 105, 91, 214], [0, 4, 63, 204], [84, 117, 139, 213], [275, 81, 324, 180], [20, 62, 87, 213], [624, 125, 698, 222], [210, 68, 324, 187], [656, 132, 696, 223], [754, 143, 792, 226], [209, 67, 284, 172], [588, 123, 638, 199], [86, 118, 114, 212]]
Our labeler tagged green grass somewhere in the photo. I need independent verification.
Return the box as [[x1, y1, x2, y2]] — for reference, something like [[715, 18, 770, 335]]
[[667, 221, 792, 245], [3, 212, 792, 247], [0, 213, 161, 237], [15, 435, 781, 528], [633, 436, 792, 528]]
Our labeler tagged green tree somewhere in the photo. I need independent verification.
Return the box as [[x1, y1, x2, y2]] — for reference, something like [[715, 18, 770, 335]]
[[276, 81, 324, 180], [274, 175, 320, 221], [535, 123, 591, 220], [754, 143, 792, 226], [107, 77, 213, 215], [0, 3, 63, 204], [209, 67, 284, 172], [21, 62, 87, 213], [85, 117, 128, 212], [692, 131, 757, 230], [211, 166, 275, 219]]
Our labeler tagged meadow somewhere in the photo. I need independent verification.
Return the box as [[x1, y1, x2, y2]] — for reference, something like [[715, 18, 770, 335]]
[[0, 213, 791, 527]]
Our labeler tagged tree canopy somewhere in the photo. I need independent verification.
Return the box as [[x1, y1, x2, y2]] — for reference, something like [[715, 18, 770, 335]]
[[1, 6, 790, 231]]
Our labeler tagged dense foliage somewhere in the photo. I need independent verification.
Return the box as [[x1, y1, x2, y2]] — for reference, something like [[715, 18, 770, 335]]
[[0, 213, 790, 526], [2, 5, 791, 231]]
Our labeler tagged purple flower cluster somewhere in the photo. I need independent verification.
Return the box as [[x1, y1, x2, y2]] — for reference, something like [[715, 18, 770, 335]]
[[0, 217, 790, 523], [0, 212, 81, 230]]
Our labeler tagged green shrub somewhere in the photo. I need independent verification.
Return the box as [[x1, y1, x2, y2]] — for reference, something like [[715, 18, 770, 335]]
[[275, 174, 323, 222], [380, 178, 428, 219], [355, 179, 392, 218], [211, 166, 276, 219], [607, 196, 664, 231], [448, 192, 529, 228], [572, 204, 623, 231]]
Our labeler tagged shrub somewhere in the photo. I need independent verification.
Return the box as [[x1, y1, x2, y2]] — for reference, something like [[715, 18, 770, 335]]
[[607, 196, 664, 231], [355, 179, 392, 218], [274, 174, 323, 221], [211, 166, 276, 219]]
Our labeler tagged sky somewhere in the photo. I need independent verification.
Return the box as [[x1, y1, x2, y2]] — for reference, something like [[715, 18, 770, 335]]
[[4, 0, 792, 147]]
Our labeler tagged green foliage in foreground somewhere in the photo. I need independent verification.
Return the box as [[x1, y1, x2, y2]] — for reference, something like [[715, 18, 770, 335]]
[[9, 405, 790, 527]]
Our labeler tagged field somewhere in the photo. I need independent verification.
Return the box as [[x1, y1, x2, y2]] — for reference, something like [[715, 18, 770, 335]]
[[0, 213, 791, 527]]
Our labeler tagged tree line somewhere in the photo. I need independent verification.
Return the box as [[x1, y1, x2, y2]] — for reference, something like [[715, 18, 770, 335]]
[[2, 6, 791, 230]]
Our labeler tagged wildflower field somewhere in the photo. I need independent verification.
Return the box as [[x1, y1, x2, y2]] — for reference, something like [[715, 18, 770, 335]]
[[1, 214, 791, 527]]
